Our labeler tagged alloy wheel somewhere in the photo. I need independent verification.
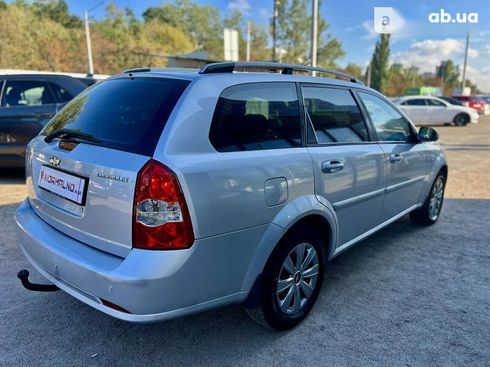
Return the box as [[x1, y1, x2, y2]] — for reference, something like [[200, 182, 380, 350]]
[[275, 243, 319, 316], [429, 177, 444, 221]]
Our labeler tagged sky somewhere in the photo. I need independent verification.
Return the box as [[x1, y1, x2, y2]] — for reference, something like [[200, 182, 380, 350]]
[[66, 0, 490, 91]]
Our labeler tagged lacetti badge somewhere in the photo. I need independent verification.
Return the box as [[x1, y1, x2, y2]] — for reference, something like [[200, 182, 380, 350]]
[[38, 166, 86, 204], [96, 172, 129, 183]]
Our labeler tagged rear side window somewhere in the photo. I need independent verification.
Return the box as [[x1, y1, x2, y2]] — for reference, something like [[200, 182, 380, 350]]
[[42, 77, 190, 156], [302, 86, 368, 144], [1, 81, 56, 106], [209, 83, 302, 152]]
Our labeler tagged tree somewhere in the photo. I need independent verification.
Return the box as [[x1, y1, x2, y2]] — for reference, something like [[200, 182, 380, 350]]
[[343, 63, 363, 80], [385, 63, 422, 96], [143, 0, 223, 59], [275, 0, 344, 66], [370, 34, 390, 93], [436, 60, 459, 95], [25, 0, 81, 27], [249, 24, 271, 61]]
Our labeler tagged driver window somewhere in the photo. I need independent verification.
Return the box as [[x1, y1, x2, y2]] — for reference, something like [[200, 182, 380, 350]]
[[359, 92, 413, 142], [427, 99, 445, 107]]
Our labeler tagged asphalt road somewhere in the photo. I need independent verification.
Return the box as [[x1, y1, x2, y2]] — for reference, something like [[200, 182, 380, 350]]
[[1, 118, 489, 366]]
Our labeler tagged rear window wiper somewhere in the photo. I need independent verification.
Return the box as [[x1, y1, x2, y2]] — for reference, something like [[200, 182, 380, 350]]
[[44, 129, 101, 143]]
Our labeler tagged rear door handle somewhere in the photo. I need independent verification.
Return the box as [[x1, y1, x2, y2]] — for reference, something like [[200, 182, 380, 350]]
[[321, 160, 344, 174], [389, 154, 402, 163]]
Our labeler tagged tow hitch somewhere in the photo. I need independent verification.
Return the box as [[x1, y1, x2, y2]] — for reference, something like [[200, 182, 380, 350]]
[[17, 270, 59, 292]]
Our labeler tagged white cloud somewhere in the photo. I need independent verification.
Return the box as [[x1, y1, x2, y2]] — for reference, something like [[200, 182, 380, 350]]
[[466, 66, 490, 92], [228, 0, 251, 14], [362, 20, 377, 39], [393, 38, 479, 73], [392, 38, 490, 91]]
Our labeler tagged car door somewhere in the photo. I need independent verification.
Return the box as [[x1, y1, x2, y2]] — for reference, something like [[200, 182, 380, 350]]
[[426, 98, 449, 124], [401, 98, 429, 123], [302, 85, 386, 247], [0, 80, 59, 160], [357, 91, 428, 222]]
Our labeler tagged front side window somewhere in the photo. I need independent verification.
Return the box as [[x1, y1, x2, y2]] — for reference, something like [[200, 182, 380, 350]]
[[209, 83, 302, 152], [359, 92, 413, 142], [303, 86, 368, 144], [49, 83, 73, 103], [1, 81, 55, 107], [427, 99, 445, 107]]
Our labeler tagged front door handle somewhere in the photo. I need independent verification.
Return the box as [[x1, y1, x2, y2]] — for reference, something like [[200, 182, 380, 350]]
[[34, 112, 54, 120], [321, 160, 344, 174], [389, 154, 402, 163]]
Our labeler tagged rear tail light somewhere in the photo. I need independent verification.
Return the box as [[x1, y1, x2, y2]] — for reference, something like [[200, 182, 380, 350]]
[[132, 159, 194, 250]]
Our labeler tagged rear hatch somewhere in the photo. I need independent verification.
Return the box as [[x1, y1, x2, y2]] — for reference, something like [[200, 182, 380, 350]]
[[25, 75, 190, 257]]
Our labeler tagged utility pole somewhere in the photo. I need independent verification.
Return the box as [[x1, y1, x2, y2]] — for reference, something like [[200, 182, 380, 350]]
[[84, 1, 105, 76], [367, 62, 372, 87], [440, 63, 445, 95], [246, 21, 251, 62], [84, 10, 94, 75], [310, 0, 318, 68], [461, 32, 470, 90], [272, 0, 279, 62]]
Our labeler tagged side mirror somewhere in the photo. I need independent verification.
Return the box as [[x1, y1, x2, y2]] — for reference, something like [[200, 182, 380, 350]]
[[418, 126, 439, 142]]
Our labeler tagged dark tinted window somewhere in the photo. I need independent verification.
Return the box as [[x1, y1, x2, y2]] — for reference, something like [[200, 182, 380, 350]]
[[42, 77, 190, 156], [303, 87, 368, 143], [359, 92, 413, 142], [209, 83, 302, 152], [427, 98, 445, 107], [404, 99, 427, 106], [1, 81, 56, 107], [49, 83, 73, 103]]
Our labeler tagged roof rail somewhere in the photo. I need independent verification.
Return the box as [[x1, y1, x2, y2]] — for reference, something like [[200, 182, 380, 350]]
[[199, 62, 363, 84]]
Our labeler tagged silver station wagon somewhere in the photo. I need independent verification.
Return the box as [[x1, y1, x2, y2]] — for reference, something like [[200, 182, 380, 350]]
[[15, 62, 447, 330]]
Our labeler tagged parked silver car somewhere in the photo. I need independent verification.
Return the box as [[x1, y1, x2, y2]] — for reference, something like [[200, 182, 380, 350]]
[[15, 62, 447, 330]]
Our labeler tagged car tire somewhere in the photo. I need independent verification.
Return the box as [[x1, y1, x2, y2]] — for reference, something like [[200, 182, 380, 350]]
[[410, 173, 446, 225], [453, 113, 469, 126], [246, 226, 325, 330]]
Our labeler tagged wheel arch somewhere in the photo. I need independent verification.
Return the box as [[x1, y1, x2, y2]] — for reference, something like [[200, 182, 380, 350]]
[[242, 195, 337, 307]]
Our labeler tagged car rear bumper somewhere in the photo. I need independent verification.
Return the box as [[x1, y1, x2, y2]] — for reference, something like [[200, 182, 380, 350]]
[[15, 199, 267, 322]]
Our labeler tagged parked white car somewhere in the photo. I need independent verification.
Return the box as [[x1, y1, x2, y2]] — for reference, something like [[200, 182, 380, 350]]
[[394, 96, 479, 126]]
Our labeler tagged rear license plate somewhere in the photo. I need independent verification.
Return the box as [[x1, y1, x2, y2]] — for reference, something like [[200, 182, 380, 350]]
[[38, 165, 88, 205]]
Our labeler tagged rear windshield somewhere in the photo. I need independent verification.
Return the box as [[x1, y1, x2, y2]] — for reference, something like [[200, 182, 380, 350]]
[[42, 77, 190, 156]]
